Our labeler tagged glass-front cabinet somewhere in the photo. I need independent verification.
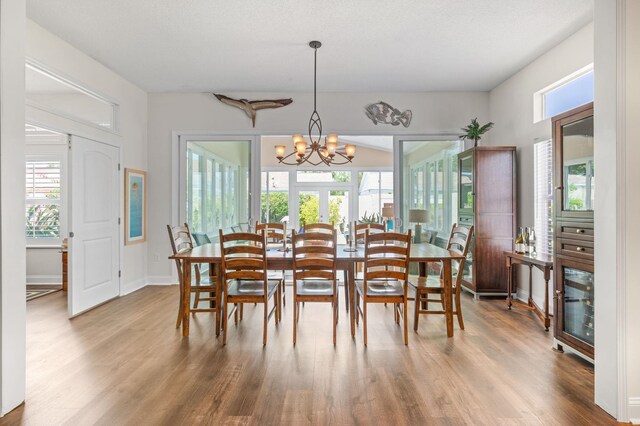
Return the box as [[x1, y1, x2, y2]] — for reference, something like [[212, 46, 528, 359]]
[[554, 104, 594, 220], [458, 151, 474, 215], [555, 257, 594, 350], [552, 102, 594, 360], [456, 146, 516, 297]]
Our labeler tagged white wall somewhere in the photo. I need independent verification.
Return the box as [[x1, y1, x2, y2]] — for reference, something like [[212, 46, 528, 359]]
[[147, 91, 489, 281], [0, 0, 27, 416], [25, 20, 149, 295], [488, 23, 593, 308]]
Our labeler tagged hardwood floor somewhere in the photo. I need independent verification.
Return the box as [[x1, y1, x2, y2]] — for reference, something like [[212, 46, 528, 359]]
[[2, 285, 616, 425]]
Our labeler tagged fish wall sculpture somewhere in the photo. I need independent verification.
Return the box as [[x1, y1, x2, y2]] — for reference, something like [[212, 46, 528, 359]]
[[213, 93, 293, 127], [364, 102, 412, 128]]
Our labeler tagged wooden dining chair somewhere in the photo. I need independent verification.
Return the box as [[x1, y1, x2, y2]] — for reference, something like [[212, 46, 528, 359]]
[[219, 229, 282, 346], [354, 222, 385, 243], [355, 230, 412, 346], [167, 224, 221, 334], [410, 224, 474, 331], [255, 221, 287, 305], [291, 229, 338, 346]]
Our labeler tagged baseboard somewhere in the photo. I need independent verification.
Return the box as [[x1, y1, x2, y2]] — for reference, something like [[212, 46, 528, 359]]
[[629, 397, 640, 424], [146, 276, 175, 285], [27, 275, 62, 285], [121, 277, 147, 296]]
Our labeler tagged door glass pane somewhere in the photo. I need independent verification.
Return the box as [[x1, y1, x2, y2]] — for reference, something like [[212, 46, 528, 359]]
[[428, 162, 436, 228], [563, 267, 594, 345], [562, 116, 594, 211], [299, 191, 320, 227], [460, 155, 473, 210], [436, 159, 444, 230], [261, 171, 289, 224], [330, 190, 349, 242], [185, 141, 251, 237]]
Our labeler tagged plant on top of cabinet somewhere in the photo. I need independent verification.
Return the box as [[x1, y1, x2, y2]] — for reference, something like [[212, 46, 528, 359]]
[[459, 118, 494, 148]]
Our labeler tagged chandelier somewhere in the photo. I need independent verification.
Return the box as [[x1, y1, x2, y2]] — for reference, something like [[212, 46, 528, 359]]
[[274, 41, 356, 166]]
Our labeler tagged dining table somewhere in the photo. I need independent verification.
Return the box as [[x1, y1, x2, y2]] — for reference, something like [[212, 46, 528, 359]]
[[169, 242, 465, 339]]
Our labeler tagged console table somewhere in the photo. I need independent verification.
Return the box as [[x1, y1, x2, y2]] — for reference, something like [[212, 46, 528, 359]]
[[504, 251, 553, 331]]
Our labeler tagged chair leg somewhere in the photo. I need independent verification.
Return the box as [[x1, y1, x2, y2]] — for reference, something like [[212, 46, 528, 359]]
[[355, 292, 360, 325], [455, 289, 465, 330], [403, 298, 409, 345], [281, 274, 286, 307], [240, 303, 244, 321], [234, 303, 239, 325], [176, 285, 184, 328], [414, 291, 420, 331], [263, 300, 268, 346], [343, 271, 349, 313], [293, 295, 297, 346], [193, 288, 200, 311], [333, 295, 337, 346], [223, 299, 229, 345], [363, 300, 368, 346], [215, 289, 221, 337]]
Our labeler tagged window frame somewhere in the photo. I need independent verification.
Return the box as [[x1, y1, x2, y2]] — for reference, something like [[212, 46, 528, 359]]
[[25, 153, 66, 247], [533, 64, 593, 123]]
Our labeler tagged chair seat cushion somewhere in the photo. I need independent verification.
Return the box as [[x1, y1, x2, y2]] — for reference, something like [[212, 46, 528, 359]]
[[227, 279, 279, 297], [355, 279, 405, 297], [296, 279, 334, 296]]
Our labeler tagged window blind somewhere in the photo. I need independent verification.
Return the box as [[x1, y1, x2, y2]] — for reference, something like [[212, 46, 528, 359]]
[[534, 140, 553, 256], [25, 160, 62, 238]]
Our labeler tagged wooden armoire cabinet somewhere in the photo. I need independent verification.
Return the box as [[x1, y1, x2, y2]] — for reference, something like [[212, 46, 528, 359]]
[[458, 146, 516, 298], [552, 102, 594, 360]]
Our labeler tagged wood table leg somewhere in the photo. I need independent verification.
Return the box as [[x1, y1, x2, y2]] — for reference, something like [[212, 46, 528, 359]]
[[443, 259, 453, 337], [214, 262, 223, 337], [349, 262, 356, 339], [182, 260, 191, 337], [506, 257, 512, 309]]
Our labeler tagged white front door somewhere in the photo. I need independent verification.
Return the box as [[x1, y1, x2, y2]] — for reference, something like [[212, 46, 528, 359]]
[[68, 135, 120, 317]]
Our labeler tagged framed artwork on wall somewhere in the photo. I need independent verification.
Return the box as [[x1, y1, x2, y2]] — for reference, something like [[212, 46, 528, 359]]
[[125, 168, 147, 245]]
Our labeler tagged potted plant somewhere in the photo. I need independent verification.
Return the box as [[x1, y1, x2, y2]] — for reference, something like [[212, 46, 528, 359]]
[[459, 118, 494, 147]]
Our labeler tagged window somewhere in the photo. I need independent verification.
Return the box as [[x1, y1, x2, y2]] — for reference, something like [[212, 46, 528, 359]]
[[26, 159, 62, 240], [534, 140, 554, 256], [358, 171, 393, 221], [185, 141, 250, 237], [534, 66, 593, 122], [26, 61, 119, 131]]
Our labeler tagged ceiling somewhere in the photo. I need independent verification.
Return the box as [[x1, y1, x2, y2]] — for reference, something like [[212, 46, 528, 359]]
[[27, 0, 593, 93]]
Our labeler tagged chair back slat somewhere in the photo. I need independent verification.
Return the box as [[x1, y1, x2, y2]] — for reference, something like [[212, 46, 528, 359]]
[[445, 224, 474, 282], [219, 229, 267, 284], [224, 245, 264, 255], [355, 222, 385, 242], [292, 229, 337, 281], [363, 230, 412, 291], [255, 222, 286, 242]]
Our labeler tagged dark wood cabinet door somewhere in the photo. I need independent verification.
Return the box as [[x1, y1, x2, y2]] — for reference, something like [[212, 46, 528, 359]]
[[553, 102, 594, 220]]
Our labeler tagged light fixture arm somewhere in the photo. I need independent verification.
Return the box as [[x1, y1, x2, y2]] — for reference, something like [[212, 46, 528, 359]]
[[274, 40, 356, 166]]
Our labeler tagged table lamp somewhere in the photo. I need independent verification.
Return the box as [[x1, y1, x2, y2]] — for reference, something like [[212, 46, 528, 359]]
[[409, 209, 428, 243], [382, 203, 394, 231]]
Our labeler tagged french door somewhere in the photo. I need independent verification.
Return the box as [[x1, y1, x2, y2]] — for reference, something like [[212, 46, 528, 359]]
[[294, 186, 350, 234]]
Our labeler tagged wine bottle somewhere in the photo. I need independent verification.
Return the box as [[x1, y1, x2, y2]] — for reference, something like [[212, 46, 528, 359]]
[[515, 228, 524, 254], [528, 228, 537, 255]]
